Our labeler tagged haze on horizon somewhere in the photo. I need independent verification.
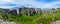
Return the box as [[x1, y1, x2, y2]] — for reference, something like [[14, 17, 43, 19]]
[[0, 0, 60, 9]]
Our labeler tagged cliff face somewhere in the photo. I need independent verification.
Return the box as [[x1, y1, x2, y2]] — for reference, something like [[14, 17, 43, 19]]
[[49, 8, 60, 15], [0, 7, 42, 16], [8, 8, 42, 16]]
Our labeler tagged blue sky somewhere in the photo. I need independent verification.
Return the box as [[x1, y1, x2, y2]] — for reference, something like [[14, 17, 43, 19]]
[[0, 0, 60, 9]]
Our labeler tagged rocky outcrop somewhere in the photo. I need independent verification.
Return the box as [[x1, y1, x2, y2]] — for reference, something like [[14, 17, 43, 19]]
[[1, 7, 42, 16], [51, 20, 60, 24], [0, 19, 20, 24], [8, 7, 42, 16], [20, 8, 35, 16]]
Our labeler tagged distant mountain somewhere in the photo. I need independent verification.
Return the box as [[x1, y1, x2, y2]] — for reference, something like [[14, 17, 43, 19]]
[[10, 7, 20, 10], [41, 8, 51, 11]]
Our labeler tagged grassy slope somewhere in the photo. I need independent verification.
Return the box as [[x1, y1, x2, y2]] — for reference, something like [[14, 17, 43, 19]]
[[0, 11, 60, 24]]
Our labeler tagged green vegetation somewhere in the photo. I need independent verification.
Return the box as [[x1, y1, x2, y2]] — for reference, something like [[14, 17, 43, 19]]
[[0, 13, 60, 24], [0, 9, 60, 24]]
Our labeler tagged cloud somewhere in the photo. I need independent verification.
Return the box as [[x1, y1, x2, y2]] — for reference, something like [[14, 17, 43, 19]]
[[13, 0, 60, 8], [0, 0, 60, 9], [0, 6, 16, 9], [42, 1, 60, 8], [0, 0, 17, 9]]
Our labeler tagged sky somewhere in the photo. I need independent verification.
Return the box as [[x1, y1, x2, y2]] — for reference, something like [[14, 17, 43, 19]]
[[0, 0, 60, 9]]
